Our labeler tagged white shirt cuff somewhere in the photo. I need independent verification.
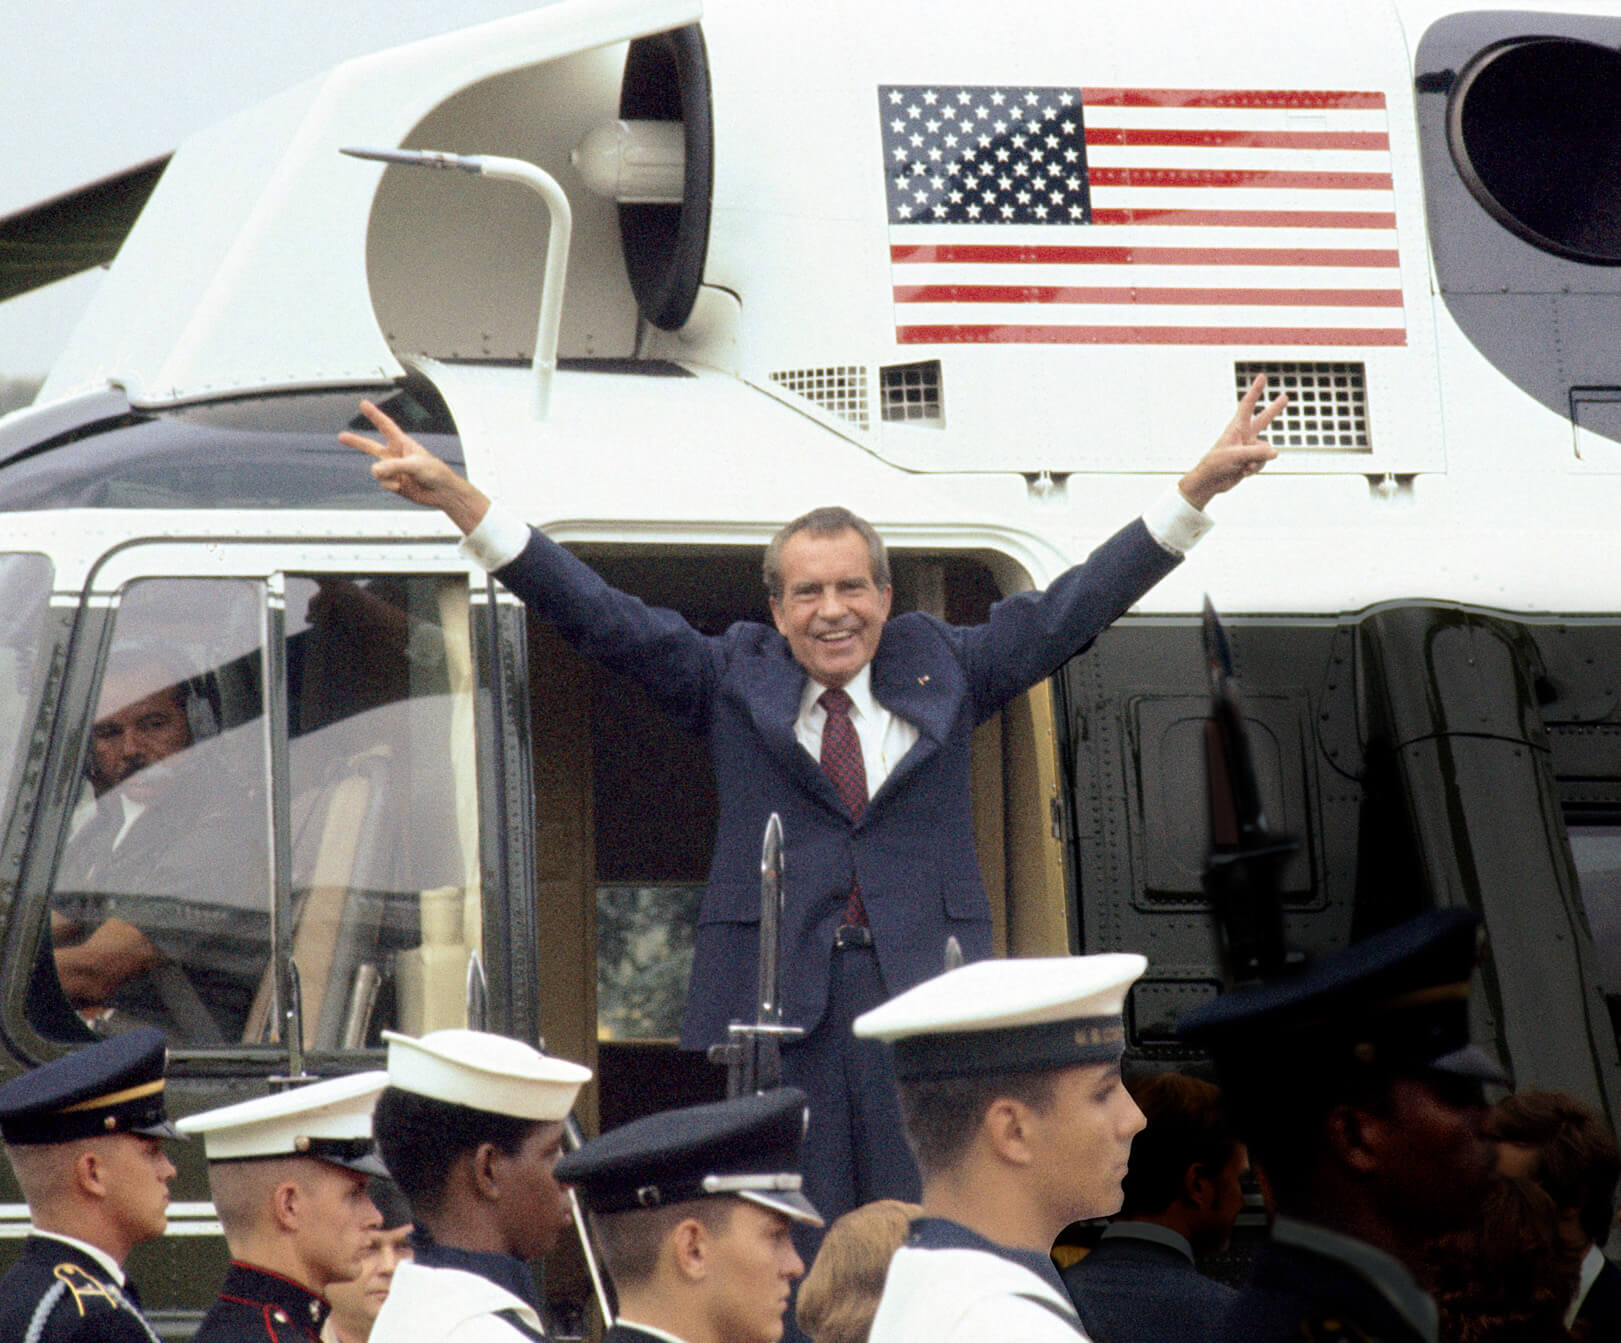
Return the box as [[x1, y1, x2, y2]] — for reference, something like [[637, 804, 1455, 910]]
[[1142, 487, 1213, 557], [457, 502, 531, 572]]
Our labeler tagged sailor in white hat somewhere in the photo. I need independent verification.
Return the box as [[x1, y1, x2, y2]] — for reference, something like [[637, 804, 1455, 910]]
[[368, 1029, 592, 1343], [179, 1072, 388, 1343], [852, 954, 1149, 1343]]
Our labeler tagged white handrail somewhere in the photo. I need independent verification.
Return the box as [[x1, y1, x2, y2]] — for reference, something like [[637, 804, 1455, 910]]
[[341, 147, 574, 420]]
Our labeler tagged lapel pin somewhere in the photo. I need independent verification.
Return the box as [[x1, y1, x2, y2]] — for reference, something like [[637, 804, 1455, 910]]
[[917, 674, 930, 686]]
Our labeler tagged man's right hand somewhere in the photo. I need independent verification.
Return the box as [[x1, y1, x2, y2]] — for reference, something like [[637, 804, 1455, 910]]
[[340, 400, 492, 536]]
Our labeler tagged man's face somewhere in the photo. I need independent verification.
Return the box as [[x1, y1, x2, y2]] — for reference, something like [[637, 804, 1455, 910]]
[[95, 1134, 176, 1254], [496, 1121, 572, 1260], [769, 528, 893, 690], [1025, 1063, 1147, 1225], [703, 1201, 805, 1343], [1494, 1140, 1540, 1181], [89, 672, 192, 801], [1370, 1074, 1495, 1234], [1190, 1143, 1250, 1257], [325, 1223, 413, 1332], [296, 1163, 383, 1290]]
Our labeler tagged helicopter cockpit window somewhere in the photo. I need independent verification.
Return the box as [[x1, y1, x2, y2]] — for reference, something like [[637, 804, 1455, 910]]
[[48, 579, 271, 1044], [0, 554, 52, 817], [41, 570, 481, 1050]]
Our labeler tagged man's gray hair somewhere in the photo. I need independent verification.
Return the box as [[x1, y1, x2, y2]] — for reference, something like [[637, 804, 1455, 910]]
[[763, 507, 891, 601]]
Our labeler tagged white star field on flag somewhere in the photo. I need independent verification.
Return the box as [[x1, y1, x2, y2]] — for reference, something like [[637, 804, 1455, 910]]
[[878, 85, 1092, 225]]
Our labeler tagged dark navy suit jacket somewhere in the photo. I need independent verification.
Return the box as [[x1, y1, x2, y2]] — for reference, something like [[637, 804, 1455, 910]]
[[1062, 1228, 1238, 1343], [495, 519, 1178, 1047]]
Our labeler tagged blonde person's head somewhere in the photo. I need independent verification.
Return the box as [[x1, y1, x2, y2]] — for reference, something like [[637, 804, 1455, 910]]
[[795, 1200, 919, 1343]]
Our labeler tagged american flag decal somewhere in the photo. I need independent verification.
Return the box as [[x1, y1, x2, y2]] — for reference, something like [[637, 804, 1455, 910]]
[[879, 85, 1406, 347]]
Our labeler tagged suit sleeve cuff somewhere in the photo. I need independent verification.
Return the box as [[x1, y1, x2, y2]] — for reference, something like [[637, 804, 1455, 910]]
[[457, 502, 531, 572], [1142, 487, 1212, 557]]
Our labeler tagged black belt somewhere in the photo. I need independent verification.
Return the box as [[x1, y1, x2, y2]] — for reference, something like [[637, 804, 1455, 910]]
[[834, 923, 873, 948]]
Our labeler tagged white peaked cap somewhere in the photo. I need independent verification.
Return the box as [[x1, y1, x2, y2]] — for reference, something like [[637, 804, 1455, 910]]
[[176, 1071, 388, 1168], [383, 1029, 592, 1121], [853, 954, 1148, 1080]]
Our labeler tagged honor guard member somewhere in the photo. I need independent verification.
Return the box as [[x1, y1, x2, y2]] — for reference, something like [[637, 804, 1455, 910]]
[[178, 1073, 388, 1343], [553, 1087, 823, 1343], [1178, 908, 1506, 1343], [368, 1029, 593, 1343], [0, 1027, 181, 1343], [853, 954, 1150, 1343]]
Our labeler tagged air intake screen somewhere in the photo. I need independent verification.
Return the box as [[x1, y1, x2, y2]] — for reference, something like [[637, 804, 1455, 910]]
[[1235, 361, 1370, 450], [879, 360, 943, 426], [769, 366, 869, 430]]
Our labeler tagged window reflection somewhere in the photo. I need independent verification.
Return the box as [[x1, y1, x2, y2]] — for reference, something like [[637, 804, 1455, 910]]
[[1570, 825, 1621, 993], [597, 884, 701, 1041], [275, 574, 480, 1048]]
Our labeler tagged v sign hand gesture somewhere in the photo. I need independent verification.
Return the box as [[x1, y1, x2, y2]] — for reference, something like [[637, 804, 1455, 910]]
[[1178, 374, 1288, 512], [339, 399, 493, 535]]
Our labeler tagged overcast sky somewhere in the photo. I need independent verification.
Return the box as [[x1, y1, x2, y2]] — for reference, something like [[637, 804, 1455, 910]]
[[0, 2, 549, 383]]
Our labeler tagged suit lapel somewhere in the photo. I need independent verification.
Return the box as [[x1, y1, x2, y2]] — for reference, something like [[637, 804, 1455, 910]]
[[867, 623, 955, 809]]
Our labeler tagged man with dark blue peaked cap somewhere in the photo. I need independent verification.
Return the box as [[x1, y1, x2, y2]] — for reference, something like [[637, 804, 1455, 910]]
[[553, 1088, 822, 1343], [0, 1026, 181, 1343], [1177, 907, 1508, 1343]]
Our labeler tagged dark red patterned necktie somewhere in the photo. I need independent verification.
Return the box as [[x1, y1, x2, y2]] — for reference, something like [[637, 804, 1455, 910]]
[[819, 688, 869, 926]]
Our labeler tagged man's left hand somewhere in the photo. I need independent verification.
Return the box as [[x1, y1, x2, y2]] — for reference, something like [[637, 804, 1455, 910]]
[[1179, 374, 1288, 511]]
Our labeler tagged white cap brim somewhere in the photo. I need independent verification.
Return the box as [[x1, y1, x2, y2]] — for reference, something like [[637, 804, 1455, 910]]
[[383, 1029, 591, 1121]]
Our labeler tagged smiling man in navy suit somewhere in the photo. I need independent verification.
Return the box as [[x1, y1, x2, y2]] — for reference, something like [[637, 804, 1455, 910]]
[[342, 377, 1283, 1238]]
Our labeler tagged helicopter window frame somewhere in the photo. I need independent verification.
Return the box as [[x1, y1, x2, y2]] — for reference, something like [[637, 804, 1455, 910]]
[[0, 541, 501, 1072]]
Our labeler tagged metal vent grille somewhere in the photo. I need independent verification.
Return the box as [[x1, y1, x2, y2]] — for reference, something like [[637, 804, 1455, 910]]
[[1235, 361, 1370, 450], [769, 366, 869, 430], [879, 360, 944, 426]]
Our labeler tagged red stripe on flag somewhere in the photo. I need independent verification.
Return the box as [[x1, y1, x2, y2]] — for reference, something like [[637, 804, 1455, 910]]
[[889, 243, 1401, 267], [1089, 208, 1397, 228], [1087, 167, 1393, 190], [897, 324, 1408, 346], [1080, 89, 1386, 110], [1083, 128, 1390, 150], [893, 285, 1405, 307]]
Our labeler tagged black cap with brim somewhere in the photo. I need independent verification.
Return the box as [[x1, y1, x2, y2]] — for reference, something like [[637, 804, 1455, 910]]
[[0, 1027, 184, 1147], [555, 1087, 823, 1227], [1177, 908, 1511, 1089]]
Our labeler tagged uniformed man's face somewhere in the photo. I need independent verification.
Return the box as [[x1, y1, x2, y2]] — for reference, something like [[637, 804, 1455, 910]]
[[1024, 1063, 1147, 1225], [326, 1223, 413, 1331], [498, 1121, 572, 1260], [94, 1134, 176, 1254], [1370, 1074, 1494, 1233], [296, 1163, 383, 1290], [769, 528, 893, 691], [703, 1201, 805, 1343], [89, 672, 193, 801]]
